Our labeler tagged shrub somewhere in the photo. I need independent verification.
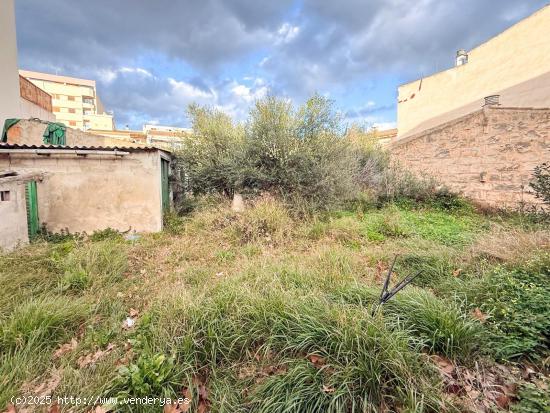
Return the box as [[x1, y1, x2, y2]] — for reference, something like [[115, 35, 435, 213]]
[[242, 95, 361, 210], [174, 104, 246, 198], [530, 162, 550, 205], [175, 95, 364, 211], [89, 228, 123, 242]]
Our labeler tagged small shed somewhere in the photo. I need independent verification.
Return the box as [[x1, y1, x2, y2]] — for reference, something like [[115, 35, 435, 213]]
[[0, 170, 44, 250], [0, 144, 171, 250]]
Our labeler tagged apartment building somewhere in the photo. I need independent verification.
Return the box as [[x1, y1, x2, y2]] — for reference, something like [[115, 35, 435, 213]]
[[143, 124, 190, 149], [18, 70, 115, 131]]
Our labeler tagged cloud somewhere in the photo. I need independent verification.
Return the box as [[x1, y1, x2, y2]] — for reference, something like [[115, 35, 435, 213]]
[[15, 0, 293, 71], [262, 0, 548, 97], [14, 0, 548, 128]]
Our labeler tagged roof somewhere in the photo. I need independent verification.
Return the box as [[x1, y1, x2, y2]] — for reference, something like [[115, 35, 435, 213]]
[[374, 128, 398, 139], [0, 143, 169, 153], [19, 70, 96, 88], [0, 170, 45, 184]]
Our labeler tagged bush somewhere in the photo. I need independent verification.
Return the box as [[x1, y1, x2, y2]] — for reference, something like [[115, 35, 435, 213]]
[[530, 162, 550, 206], [174, 104, 246, 198], [175, 95, 363, 211]]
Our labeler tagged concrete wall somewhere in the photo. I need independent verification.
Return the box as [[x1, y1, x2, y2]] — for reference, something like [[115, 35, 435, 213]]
[[0, 151, 164, 235], [6, 119, 145, 147], [398, 5, 550, 137], [0, 0, 22, 125], [19, 98, 56, 122], [0, 179, 29, 251], [390, 107, 550, 207]]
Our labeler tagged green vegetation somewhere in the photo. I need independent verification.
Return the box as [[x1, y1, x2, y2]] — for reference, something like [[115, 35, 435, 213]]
[[1, 197, 549, 412], [1, 96, 549, 411]]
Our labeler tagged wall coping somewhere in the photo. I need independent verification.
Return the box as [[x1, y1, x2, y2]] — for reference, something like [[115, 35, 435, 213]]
[[391, 106, 550, 149]]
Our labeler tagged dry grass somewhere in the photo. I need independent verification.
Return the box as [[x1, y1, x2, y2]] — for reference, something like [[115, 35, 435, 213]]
[[470, 225, 550, 264], [1, 199, 549, 412]]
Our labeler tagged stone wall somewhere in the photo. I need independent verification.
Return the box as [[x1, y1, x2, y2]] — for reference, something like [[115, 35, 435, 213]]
[[390, 107, 550, 207]]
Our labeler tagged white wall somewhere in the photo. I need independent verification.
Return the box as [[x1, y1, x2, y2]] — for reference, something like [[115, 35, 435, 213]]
[[0, 0, 22, 125], [19, 98, 56, 122], [0, 180, 29, 251]]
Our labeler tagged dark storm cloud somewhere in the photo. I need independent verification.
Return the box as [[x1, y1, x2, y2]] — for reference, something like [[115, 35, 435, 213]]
[[264, 0, 549, 97], [14, 0, 549, 127], [15, 0, 293, 71]]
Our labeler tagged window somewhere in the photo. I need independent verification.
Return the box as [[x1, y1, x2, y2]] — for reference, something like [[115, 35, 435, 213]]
[[68, 108, 76, 114], [68, 96, 75, 101], [83, 97, 94, 105], [69, 121, 77, 127], [0, 191, 10, 201]]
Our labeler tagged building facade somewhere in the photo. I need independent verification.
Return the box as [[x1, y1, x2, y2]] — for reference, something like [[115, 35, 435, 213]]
[[19, 70, 115, 131], [0, 0, 55, 125], [397, 5, 550, 138], [143, 124, 190, 149]]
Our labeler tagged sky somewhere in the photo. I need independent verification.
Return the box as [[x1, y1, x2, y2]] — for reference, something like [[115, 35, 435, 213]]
[[15, 0, 549, 130]]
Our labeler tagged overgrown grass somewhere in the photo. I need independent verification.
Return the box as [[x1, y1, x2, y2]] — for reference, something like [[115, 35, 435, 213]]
[[0, 197, 549, 412]]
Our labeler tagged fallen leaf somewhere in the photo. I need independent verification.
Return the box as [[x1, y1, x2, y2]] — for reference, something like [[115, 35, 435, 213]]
[[452, 268, 462, 277], [2, 404, 16, 413], [32, 370, 61, 397], [432, 355, 455, 376], [198, 384, 208, 400], [47, 403, 60, 413], [53, 338, 78, 358], [163, 404, 179, 413], [471, 308, 487, 323], [129, 308, 139, 318], [495, 393, 510, 409], [78, 344, 116, 368], [197, 401, 209, 413], [322, 384, 335, 393], [308, 354, 325, 366]]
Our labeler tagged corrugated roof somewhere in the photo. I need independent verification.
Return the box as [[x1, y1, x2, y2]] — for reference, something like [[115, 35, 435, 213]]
[[0, 143, 166, 152]]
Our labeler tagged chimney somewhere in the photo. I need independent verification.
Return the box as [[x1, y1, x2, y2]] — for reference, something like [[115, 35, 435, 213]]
[[456, 49, 468, 66]]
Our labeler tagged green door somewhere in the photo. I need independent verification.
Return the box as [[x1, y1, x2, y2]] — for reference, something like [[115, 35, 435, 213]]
[[161, 159, 170, 212], [25, 181, 39, 239]]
